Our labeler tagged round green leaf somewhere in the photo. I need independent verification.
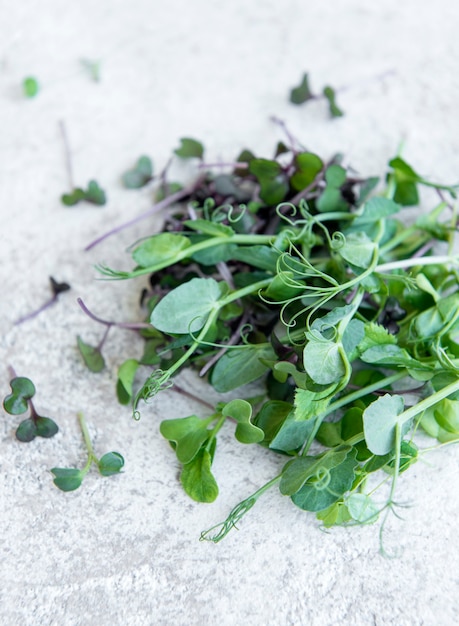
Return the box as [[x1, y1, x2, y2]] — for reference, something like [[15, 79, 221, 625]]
[[35, 416, 59, 438], [98, 452, 125, 476], [151, 277, 222, 334], [51, 468, 84, 492], [15, 418, 37, 442]]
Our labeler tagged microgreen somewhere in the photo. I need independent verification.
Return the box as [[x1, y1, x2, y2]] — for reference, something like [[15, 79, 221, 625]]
[[289, 73, 344, 117], [80, 58, 101, 82], [50, 412, 124, 491], [122, 156, 153, 189], [61, 180, 106, 206], [3, 370, 59, 442], [14, 124, 459, 548], [22, 77, 39, 98], [14, 276, 71, 325]]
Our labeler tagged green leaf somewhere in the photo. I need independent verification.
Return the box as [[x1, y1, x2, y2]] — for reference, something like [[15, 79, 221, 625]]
[[160, 415, 211, 464], [211, 344, 276, 393], [3, 377, 35, 415], [122, 156, 153, 189], [98, 452, 125, 476], [231, 245, 280, 272], [133, 233, 191, 268], [61, 188, 86, 206], [347, 493, 379, 524], [291, 448, 358, 511], [289, 73, 314, 105], [151, 277, 222, 334], [290, 152, 323, 191], [35, 416, 59, 438], [338, 232, 377, 269], [61, 181, 106, 207], [316, 165, 348, 212], [249, 158, 288, 205], [222, 399, 264, 444], [23, 76, 39, 98], [269, 411, 317, 453], [360, 344, 426, 369], [253, 401, 293, 445], [180, 448, 219, 502], [303, 333, 346, 385], [316, 501, 352, 527], [363, 394, 407, 455], [15, 418, 37, 442], [323, 86, 343, 118], [389, 157, 421, 206], [353, 197, 400, 224], [280, 447, 350, 496], [50, 468, 85, 492], [85, 180, 106, 205], [77, 336, 105, 373], [183, 220, 234, 237], [358, 322, 396, 353], [174, 137, 204, 159], [116, 359, 139, 405]]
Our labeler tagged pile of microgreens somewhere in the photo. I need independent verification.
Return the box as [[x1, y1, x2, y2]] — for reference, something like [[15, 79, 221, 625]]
[[5, 119, 459, 547]]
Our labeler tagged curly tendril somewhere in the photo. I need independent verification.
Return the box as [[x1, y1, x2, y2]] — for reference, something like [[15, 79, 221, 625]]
[[200, 497, 257, 543], [133, 369, 174, 419]]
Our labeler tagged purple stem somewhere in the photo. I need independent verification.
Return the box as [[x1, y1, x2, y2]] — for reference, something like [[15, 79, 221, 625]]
[[77, 298, 151, 330], [14, 296, 57, 326], [84, 177, 206, 251]]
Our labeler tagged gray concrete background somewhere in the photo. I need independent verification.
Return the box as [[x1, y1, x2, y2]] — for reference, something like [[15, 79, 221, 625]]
[[1, 1, 459, 624]]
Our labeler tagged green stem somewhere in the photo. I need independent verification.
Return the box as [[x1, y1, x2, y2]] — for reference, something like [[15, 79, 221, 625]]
[[104, 233, 277, 279], [396, 377, 459, 426], [376, 254, 459, 273], [77, 412, 97, 473]]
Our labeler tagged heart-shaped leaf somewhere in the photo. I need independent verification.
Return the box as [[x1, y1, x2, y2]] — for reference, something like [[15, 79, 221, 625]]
[[35, 416, 59, 438], [50, 468, 85, 492], [363, 394, 407, 456], [122, 156, 153, 189], [174, 138, 204, 159], [222, 399, 264, 444], [77, 336, 105, 373], [3, 377, 35, 415], [15, 418, 38, 442], [160, 415, 211, 464]]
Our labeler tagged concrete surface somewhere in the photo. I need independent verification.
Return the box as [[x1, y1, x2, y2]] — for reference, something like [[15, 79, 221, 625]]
[[1, 1, 459, 624]]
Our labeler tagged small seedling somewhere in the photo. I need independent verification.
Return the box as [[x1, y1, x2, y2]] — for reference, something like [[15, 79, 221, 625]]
[[14, 276, 71, 325], [50, 412, 124, 492], [3, 371, 58, 442], [122, 156, 153, 189], [289, 72, 344, 118], [61, 180, 106, 206]]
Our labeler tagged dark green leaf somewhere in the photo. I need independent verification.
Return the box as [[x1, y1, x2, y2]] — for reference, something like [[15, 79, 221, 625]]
[[174, 138, 204, 159], [280, 447, 351, 495], [291, 449, 358, 511], [211, 344, 276, 393], [51, 468, 85, 492], [133, 233, 191, 268], [15, 418, 37, 442], [3, 377, 35, 415], [98, 452, 125, 476], [85, 180, 106, 205], [77, 336, 105, 373], [289, 73, 314, 105], [323, 86, 343, 118], [290, 152, 323, 191], [35, 416, 59, 438]]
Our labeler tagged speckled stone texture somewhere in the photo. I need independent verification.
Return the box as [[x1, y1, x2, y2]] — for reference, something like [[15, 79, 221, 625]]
[[1, 1, 459, 624]]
